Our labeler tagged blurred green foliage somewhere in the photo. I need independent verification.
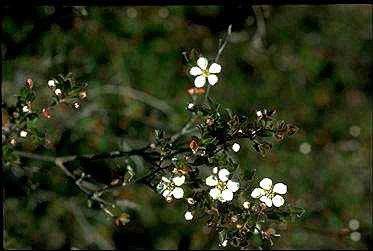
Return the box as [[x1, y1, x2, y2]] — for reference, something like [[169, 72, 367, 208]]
[[2, 5, 371, 250]]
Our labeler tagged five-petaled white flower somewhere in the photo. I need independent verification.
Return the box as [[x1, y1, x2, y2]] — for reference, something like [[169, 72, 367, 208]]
[[190, 57, 221, 88], [205, 167, 239, 203], [157, 175, 185, 200], [251, 178, 287, 207]]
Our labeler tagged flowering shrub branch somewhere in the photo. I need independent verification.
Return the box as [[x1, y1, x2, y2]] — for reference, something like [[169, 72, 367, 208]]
[[2, 25, 305, 249]]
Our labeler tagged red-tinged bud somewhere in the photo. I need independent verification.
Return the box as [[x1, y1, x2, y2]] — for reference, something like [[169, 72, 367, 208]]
[[42, 107, 51, 118], [26, 78, 33, 88]]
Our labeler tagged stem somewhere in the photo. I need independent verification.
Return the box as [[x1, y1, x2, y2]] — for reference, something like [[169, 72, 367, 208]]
[[170, 117, 197, 144], [214, 24, 232, 64], [205, 24, 232, 101]]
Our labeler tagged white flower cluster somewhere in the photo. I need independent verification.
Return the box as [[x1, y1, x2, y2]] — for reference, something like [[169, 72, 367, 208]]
[[251, 178, 287, 207], [190, 57, 221, 88], [157, 175, 185, 201], [206, 167, 239, 203]]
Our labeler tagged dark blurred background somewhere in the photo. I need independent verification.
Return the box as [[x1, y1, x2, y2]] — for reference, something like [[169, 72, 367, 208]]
[[2, 5, 372, 250]]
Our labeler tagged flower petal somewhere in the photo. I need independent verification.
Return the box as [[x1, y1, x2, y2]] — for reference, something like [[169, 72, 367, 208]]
[[156, 182, 166, 193], [251, 188, 265, 198], [273, 183, 287, 194], [190, 66, 202, 76], [260, 178, 273, 190], [162, 189, 171, 198], [172, 175, 185, 186], [207, 74, 218, 86], [260, 195, 273, 207], [205, 175, 218, 186], [272, 195, 285, 207], [162, 176, 170, 183], [212, 167, 219, 174], [221, 189, 233, 201], [218, 169, 230, 182], [197, 57, 208, 70], [172, 187, 184, 199], [209, 63, 221, 73], [209, 188, 221, 199], [194, 75, 206, 88], [227, 180, 240, 192]]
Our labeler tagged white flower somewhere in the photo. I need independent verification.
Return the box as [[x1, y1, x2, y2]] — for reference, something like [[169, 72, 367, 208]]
[[48, 80, 56, 87], [189, 57, 221, 88], [187, 103, 194, 109], [232, 143, 240, 152], [205, 168, 239, 203], [184, 211, 193, 221], [20, 130, 28, 137], [256, 111, 262, 117], [251, 178, 287, 207], [157, 175, 185, 200]]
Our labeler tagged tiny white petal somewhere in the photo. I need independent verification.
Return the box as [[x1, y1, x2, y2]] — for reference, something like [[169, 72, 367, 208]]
[[232, 143, 240, 152], [212, 167, 218, 174], [256, 111, 262, 117], [48, 80, 55, 87], [162, 177, 170, 183], [197, 57, 208, 70], [273, 183, 287, 195], [260, 196, 272, 207], [221, 189, 233, 201], [172, 175, 185, 186], [22, 106, 29, 112], [218, 169, 230, 182], [187, 103, 194, 109], [205, 175, 218, 186], [260, 178, 273, 190], [209, 63, 221, 73], [184, 211, 193, 221], [243, 201, 250, 209], [227, 180, 240, 192], [20, 130, 28, 137], [251, 188, 265, 198], [207, 74, 218, 86], [194, 75, 206, 88], [190, 66, 202, 76], [162, 189, 171, 198], [209, 188, 221, 199], [272, 195, 285, 207], [172, 187, 184, 199]]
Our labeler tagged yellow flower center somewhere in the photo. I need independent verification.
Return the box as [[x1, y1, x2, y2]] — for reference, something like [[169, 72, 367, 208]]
[[201, 69, 210, 77]]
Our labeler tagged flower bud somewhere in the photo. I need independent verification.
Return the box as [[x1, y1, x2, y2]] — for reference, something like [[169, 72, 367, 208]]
[[42, 107, 51, 118], [48, 80, 56, 88], [26, 78, 33, 88], [79, 91, 87, 99]]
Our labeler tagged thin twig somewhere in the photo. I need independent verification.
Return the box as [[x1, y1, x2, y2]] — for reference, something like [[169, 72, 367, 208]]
[[205, 24, 232, 101], [89, 85, 176, 117], [170, 117, 197, 144], [214, 24, 232, 63]]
